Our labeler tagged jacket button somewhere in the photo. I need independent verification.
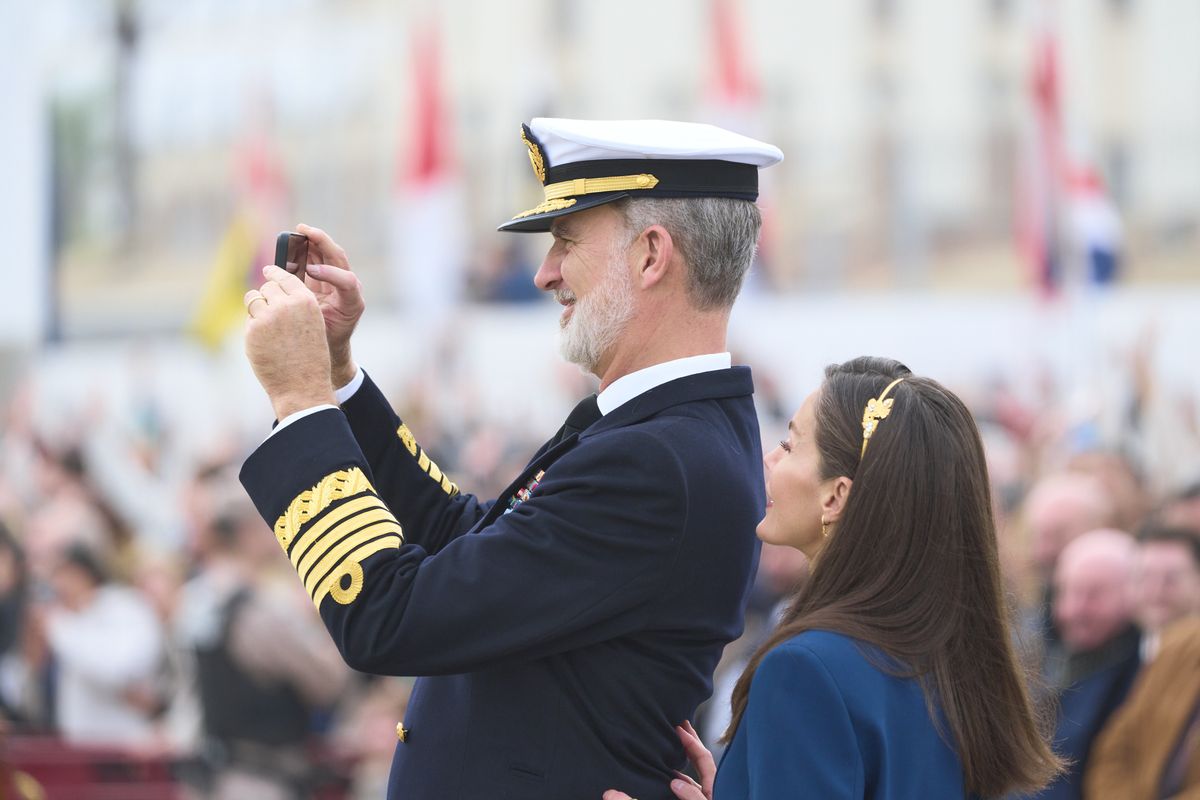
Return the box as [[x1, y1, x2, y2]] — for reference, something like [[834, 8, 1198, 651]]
[[396, 722, 409, 742]]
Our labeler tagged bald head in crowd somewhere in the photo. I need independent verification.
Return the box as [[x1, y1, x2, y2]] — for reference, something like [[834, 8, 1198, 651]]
[[1026, 473, 1118, 580], [1054, 529, 1138, 654]]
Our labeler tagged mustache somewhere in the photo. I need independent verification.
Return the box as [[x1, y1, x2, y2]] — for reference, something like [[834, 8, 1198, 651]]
[[554, 289, 576, 304]]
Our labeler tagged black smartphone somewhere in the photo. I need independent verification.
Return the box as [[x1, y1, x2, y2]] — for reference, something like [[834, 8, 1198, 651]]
[[274, 231, 309, 279]]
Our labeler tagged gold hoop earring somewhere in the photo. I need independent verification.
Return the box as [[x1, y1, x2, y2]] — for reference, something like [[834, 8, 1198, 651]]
[[821, 516, 829, 538]]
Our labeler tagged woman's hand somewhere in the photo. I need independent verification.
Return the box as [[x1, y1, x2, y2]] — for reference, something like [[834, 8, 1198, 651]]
[[675, 721, 716, 799], [602, 721, 716, 800]]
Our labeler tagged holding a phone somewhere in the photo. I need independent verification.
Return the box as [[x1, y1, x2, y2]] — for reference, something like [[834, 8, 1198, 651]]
[[259, 225, 364, 389], [274, 231, 309, 280]]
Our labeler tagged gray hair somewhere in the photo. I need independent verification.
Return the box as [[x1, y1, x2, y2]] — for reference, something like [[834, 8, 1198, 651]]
[[615, 196, 762, 310]]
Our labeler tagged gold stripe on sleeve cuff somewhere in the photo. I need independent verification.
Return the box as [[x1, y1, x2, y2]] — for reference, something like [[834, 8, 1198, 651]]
[[287, 493, 384, 564], [274, 467, 376, 550], [304, 520, 404, 599], [293, 505, 395, 582], [311, 534, 403, 608]]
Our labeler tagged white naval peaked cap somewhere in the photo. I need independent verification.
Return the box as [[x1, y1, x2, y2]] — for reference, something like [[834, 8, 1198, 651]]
[[499, 118, 784, 232]]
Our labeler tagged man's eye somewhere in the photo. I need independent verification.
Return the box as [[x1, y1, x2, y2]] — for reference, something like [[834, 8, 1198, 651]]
[[779, 439, 792, 453]]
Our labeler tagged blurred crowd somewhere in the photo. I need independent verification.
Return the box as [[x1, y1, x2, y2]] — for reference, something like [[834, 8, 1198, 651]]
[[0, 335, 1197, 799]]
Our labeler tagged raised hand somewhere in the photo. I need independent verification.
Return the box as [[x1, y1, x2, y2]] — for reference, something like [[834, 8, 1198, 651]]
[[244, 264, 337, 420], [295, 223, 364, 388]]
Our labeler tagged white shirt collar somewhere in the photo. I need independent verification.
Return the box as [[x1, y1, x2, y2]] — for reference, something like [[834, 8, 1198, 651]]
[[596, 353, 732, 415]]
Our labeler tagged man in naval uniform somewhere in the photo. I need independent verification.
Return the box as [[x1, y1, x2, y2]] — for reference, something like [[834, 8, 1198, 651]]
[[239, 118, 783, 799]]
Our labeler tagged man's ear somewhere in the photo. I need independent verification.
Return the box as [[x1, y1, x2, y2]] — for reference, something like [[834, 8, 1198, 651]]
[[636, 224, 674, 289], [822, 476, 853, 524]]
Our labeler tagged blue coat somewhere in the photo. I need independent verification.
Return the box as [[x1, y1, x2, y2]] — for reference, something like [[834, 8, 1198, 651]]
[[714, 631, 972, 799], [240, 368, 764, 800]]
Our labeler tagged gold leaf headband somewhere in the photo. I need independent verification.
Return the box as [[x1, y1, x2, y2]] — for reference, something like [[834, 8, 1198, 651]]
[[861, 377, 905, 458]]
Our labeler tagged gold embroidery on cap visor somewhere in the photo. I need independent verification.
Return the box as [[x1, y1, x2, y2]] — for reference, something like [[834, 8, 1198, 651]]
[[510, 173, 660, 220], [860, 378, 905, 458]]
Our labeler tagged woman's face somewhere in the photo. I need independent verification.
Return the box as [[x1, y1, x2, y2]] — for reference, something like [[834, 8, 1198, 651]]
[[758, 391, 837, 557]]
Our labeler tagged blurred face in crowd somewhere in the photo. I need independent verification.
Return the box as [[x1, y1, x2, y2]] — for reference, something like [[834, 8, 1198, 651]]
[[49, 561, 97, 612], [1135, 539, 1200, 633], [1162, 495, 1200, 534], [536, 206, 637, 373], [758, 392, 850, 559], [1053, 530, 1136, 653], [1025, 473, 1115, 580]]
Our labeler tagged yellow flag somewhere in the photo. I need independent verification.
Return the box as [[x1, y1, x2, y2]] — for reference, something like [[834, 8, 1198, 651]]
[[189, 215, 258, 348]]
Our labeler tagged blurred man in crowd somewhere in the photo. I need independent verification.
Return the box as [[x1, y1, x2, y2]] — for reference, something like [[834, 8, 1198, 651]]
[[1021, 472, 1119, 671], [38, 544, 163, 746], [1066, 450, 1148, 533], [1134, 525, 1200, 660], [177, 487, 348, 800], [1033, 529, 1141, 800], [1161, 482, 1200, 534], [1084, 525, 1200, 799], [1026, 472, 1118, 583], [1084, 617, 1200, 799]]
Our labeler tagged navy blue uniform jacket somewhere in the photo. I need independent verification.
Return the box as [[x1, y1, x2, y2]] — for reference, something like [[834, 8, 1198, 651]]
[[714, 631, 976, 799], [240, 367, 764, 800]]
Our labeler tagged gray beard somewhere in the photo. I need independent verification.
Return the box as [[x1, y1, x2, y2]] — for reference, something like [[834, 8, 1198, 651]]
[[557, 259, 635, 373]]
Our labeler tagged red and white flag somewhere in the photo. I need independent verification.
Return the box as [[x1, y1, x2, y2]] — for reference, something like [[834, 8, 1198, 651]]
[[390, 22, 465, 320], [1016, 20, 1064, 296], [704, 0, 777, 286]]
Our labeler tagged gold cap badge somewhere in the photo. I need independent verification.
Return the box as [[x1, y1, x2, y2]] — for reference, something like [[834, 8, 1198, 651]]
[[521, 125, 546, 183]]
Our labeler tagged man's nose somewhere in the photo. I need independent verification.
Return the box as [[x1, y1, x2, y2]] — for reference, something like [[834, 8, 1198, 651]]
[[534, 247, 562, 291]]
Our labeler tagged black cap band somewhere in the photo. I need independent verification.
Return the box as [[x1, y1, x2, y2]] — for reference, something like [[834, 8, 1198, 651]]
[[545, 158, 759, 200]]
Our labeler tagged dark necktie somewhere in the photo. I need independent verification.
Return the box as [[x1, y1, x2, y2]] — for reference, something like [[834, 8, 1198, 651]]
[[555, 394, 601, 445], [522, 395, 601, 469]]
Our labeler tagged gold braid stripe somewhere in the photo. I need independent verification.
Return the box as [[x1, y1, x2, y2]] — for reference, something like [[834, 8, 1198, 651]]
[[542, 173, 659, 200], [313, 537, 400, 608], [294, 505, 395, 584], [274, 468, 376, 550], [397, 424, 460, 497], [286, 494, 382, 564], [306, 521, 403, 601]]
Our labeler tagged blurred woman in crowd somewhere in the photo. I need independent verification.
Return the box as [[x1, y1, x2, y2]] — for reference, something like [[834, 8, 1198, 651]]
[[608, 357, 1062, 799]]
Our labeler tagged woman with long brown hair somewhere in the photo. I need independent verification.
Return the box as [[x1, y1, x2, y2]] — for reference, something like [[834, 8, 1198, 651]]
[[608, 356, 1061, 799]]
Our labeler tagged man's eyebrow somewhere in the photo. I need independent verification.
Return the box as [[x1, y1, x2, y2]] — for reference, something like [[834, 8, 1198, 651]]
[[550, 219, 573, 237], [787, 420, 795, 433]]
